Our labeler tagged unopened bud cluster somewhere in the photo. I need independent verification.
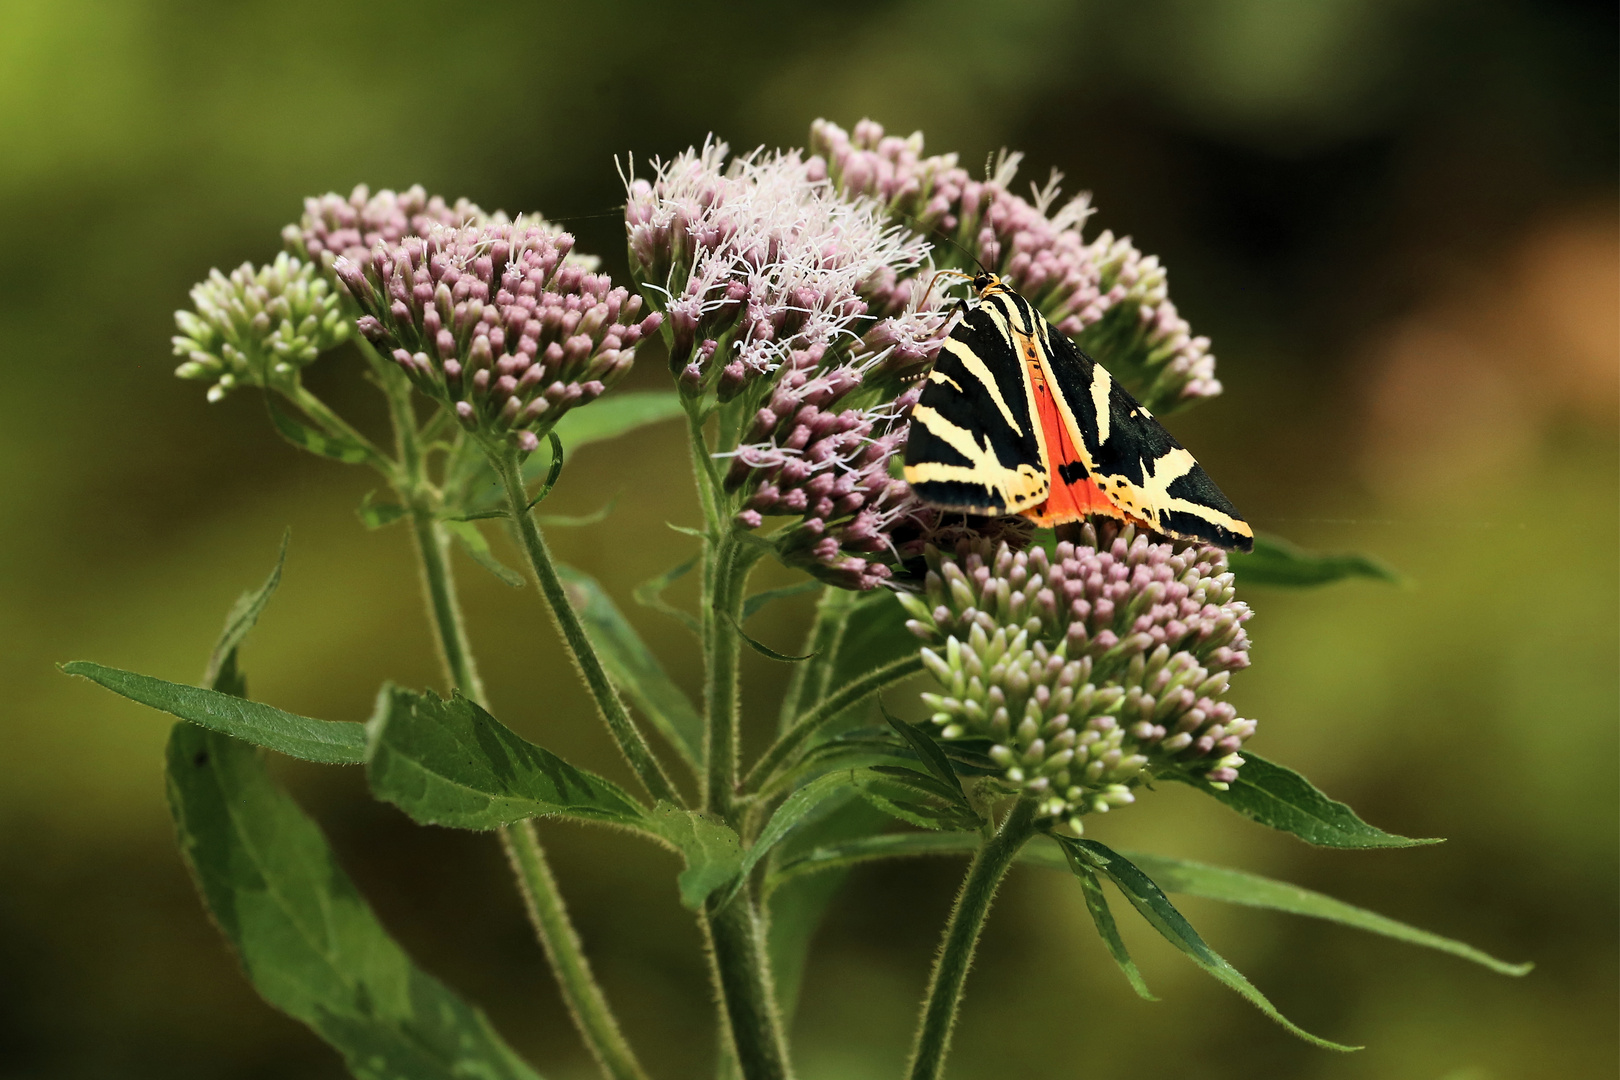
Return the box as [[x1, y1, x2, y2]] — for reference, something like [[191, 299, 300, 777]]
[[337, 222, 660, 451], [897, 526, 1254, 830], [284, 184, 493, 274], [172, 253, 350, 401], [811, 118, 1220, 413]]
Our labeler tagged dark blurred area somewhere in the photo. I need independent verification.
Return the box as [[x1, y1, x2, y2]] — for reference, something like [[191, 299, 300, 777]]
[[3, 2, 1615, 1077]]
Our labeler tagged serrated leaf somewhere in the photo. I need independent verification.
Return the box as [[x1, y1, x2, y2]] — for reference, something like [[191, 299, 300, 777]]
[[64, 662, 366, 764], [1230, 533, 1401, 588], [1119, 851, 1531, 977], [853, 774, 981, 831], [556, 563, 704, 771], [266, 395, 375, 464], [1059, 844, 1156, 1000], [881, 707, 969, 807], [1178, 751, 1439, 849], [442, 519, 525, 588], [741, 579, 823, 621], [356, 490, 407, 530], [1062, 838, 1357, 1052], [645, 804, 744, 911], [167, 723, 544, 1080], [729, 613, 814, 663], [203, 532, 288, 693], [633, 556, 701, 636], [363, 684, 646, 830]]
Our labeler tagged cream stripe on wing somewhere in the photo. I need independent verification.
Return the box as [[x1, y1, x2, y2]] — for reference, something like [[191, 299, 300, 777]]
[[942, 338, 1023, 436]]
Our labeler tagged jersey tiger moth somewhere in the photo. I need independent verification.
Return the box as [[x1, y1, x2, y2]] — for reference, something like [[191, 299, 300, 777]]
[[903, 272, 1254, 553]]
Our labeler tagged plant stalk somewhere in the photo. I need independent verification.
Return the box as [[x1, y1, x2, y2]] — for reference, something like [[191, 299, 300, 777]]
[[906, 798, 1040, 1080], [491, 443, 681, 807], [399, 413, 648, 1080], [706, 895, 793, 1080], [704, 534, 748, 817]]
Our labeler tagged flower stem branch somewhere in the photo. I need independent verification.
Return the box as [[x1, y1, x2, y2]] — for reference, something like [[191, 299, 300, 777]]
[[402, 425, 649, 1080], [906, 798, 1040, 1080], [774, 587, 859, 733], [491, 443, 682, 807], [744, 654, 925, 795]]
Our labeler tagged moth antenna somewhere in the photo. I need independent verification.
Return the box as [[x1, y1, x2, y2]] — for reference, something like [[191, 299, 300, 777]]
[[919, 268, 973, 309]]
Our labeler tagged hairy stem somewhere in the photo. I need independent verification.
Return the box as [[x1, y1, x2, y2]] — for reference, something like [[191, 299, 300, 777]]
[[744, 654, 925, 795], [490, 444, 681, 806], [706, 896, 793, 1080], [504, 820, 651, 1080], [398, 411, 648, 1080], [906, 799, 1040, 1080], [704, 534, 752, 817]]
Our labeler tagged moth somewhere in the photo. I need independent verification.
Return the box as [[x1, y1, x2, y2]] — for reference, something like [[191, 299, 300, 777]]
[[903, 272, 1254, 552]]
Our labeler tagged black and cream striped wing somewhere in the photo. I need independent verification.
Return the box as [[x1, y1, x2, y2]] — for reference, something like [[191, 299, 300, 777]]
[[1034, 318, 1254, 552], [902, 303, 1048, 515]]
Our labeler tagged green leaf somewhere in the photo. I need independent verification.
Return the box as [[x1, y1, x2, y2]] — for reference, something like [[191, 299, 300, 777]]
[[63, 662, 365, 764], [266, 395, 373, 464], [1178, 751, 1439, 849], [363, 685, 646, 830], [742, 579, 823, 621], [1229, 533, 1402, 588], [729, 613, 814, 663], [442, 519, 526, 588], [732, 772, 855, 896], [765, 829, 979, 892], [525, 432, 566, 510], [633, 556, 701, 636], [1064, 838, 1358, 1051], [645, 804, 744, 911], [1118, 852, 1532, 977], [853, 773, 981, 832], [1059, 845, 1156, 1000], [543, 390, 684, 455], [203, 531, 288, 694], [535, 493, 619, 528], [556, 563, 705, 771], [881, 707, 969, 807], [167, 724, 544, 1080], [826, 589, 918, 690], [356, 490, 407, 530]]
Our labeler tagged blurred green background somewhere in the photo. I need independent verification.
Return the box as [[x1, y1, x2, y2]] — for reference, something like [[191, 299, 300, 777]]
[[3, 1, 1615, 1077]]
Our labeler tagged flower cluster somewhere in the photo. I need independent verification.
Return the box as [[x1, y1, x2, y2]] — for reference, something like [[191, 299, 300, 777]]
[[172, 253, 351, 401], [283, 184, 493, 274], [810, 119, 1220, 412], [336, 221, 659, 451], [897, 524, 1254, 830]]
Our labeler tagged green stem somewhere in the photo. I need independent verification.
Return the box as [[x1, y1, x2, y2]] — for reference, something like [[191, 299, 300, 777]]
[[744, 654, 925, 796], [400, 413, 648, 1080], [490, 444, 681, 807], [706, 896, 793, 1080], [705, 534, 752, 817], [504, 820, 651, 1080], [906, 799, 1040, 1080], [287, 382, 395, 474]]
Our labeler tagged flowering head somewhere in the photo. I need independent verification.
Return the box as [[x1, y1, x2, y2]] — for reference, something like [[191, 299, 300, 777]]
[[172, 252, 350, 401], [811, 119, 1220, 412], [336, 221, 659, 452], [897, 523, 1254, 831], [283, 184, 493, 274]]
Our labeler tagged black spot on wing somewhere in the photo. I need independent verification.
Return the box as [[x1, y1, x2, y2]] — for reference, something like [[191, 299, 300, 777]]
[[908, 478, 1001, 515], [1158, 508, 1254, 552], [1165, 464, 1245, 522], [1056, 459, 1090, 484]]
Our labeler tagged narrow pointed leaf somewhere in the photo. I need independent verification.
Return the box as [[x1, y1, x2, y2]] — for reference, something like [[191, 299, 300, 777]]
[[881, 707, 968, 806], [64, 662, 365, 764], [442, 519, 525, 588], [557, 563, 704, 770], [729, 613, 814, 662], [766, 830, 981, 893], [733, 771, 855, 894], [1059, 845, 1156, 1000], [535, 493, 619, 528], [356, 490, 407, 530], [742, 580, 823, 621], [167, 724, 544, 1080], [524, 433, 565, 510], [1119, 852, 1532, 977], [1230, 534, 1401, 588], [1063, 838, 1358, 1051], [1178, 751, 1439, 849], [364, 685, 646, 830], [203, 532, 288, 693], [266, 395, 375, 464], [633, 556, 701, 636]]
